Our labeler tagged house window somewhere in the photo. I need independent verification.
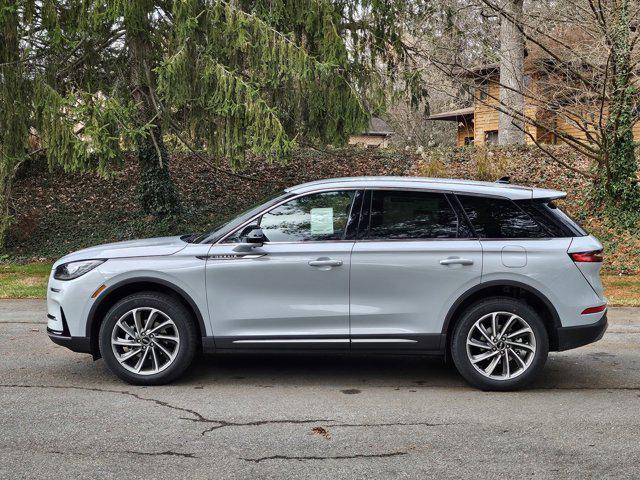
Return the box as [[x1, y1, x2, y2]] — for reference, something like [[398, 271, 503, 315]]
[[485, 130, 498, 144], [464, 136, 474, 145]]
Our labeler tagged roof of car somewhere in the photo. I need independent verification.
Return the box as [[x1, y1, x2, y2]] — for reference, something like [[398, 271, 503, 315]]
[[286, 176, 565, 201]]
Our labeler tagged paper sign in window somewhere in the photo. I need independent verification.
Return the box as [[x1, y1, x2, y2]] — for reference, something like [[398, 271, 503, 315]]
[[310, 208, 334, 235]]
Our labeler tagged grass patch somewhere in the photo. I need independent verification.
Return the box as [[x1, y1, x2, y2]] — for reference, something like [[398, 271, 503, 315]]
[[0, 262, 638, 306], [0, 262, 50, 299], [602, 275, 640, 307]]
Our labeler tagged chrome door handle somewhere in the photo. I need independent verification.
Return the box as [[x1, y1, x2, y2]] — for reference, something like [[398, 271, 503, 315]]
[[308, 258, 343, 267], [440, 257, 474, 266]]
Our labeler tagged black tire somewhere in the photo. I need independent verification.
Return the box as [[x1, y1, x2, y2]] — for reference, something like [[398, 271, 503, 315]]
[[451, 297, 549, 391], [99, 292, 198, 385]]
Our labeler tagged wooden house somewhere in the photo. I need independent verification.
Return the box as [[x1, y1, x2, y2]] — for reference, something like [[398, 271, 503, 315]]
[[429, 63, 640, 146], [348, 117, 394, 148]]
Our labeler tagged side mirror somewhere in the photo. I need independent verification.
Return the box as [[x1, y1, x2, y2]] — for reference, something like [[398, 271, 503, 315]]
[[244, 226, 266, 244], [233, 226, 266, 252]]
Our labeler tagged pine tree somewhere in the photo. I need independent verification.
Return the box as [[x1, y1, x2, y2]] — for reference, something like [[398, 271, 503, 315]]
[[0, 0, 427, 246], [0, 1, 32, 246]]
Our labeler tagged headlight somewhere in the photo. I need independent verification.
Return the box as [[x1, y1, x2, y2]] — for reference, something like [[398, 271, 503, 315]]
[[54, 260, 106, 281]]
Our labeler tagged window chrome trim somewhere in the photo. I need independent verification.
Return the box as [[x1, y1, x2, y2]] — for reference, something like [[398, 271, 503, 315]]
[[478, 237, 555, 242], [353, 238, 480, 243]]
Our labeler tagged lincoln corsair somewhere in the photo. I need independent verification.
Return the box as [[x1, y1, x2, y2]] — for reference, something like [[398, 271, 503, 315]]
[[47, 177, 607, 390]]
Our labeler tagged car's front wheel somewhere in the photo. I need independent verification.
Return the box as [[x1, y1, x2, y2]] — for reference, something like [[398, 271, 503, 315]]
[[451, 297, 549, 391], [99, 292, 198, 385]]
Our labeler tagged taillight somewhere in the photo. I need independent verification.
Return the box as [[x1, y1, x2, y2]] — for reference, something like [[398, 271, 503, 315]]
[[581, 305, 607, 315], [569, 249, 603, 262]]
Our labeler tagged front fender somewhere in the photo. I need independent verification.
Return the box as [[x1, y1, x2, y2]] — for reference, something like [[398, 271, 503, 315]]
[[86, 255, 211, 338]]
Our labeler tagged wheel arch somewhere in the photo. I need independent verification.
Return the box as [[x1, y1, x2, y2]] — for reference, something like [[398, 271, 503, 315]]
[[86, 277, 206, 358], [442, 280, 561, 353]]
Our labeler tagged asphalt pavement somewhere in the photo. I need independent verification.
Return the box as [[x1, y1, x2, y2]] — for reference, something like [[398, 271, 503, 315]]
[[1, 301, 639, 479]]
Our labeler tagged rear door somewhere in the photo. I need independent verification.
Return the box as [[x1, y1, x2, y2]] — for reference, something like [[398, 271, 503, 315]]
[[349, 189, 483, 352]]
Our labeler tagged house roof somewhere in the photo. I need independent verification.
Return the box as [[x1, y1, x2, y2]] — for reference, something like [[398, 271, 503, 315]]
[[428, 107, 474, 122], [361, 117, 394, 136], [461, 26, 608, 79], [464, 63, 500, 77]]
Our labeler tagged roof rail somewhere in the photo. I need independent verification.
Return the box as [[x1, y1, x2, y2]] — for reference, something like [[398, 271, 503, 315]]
[[496, 176, 511, 184]]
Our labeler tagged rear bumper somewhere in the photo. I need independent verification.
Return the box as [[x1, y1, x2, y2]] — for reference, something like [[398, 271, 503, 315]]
[[47, 329, 92, 354], [555, 314, 607, 351]]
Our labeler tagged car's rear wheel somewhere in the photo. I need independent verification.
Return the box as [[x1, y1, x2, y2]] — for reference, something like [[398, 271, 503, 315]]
[[99, 292, 198, 385], [451, 297, 548, 391]]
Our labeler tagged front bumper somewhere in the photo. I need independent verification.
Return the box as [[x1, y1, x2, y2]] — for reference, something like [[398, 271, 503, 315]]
[[556, 313, 608, 351], [46, 310, 92, 355], [47, 329, 92, 354]]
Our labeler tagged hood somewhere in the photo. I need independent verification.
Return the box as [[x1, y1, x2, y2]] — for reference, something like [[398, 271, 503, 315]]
[[54, 236, 188, 266]]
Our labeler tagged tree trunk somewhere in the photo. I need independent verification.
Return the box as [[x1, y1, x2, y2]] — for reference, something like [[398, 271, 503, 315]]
[[0, 0, 29, 247], [600, 0, 639, 218], [136, 124, 180, 216], [498, 0, 525, 145], [126, 13, 180, 216]]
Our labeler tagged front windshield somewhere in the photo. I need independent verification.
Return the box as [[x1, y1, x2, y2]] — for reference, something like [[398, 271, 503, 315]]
[[192, 190, 290, 243]]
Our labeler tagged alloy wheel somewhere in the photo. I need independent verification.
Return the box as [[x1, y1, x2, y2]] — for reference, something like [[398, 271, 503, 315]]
[[111, 307, 180, 375], [465, 311, 536, 380]]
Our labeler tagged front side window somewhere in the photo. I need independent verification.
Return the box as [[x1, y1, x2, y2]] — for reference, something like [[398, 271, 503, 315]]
[[364, 190, 458, 240], [458, 195, 547, 239], [256, 190, 357, 242]]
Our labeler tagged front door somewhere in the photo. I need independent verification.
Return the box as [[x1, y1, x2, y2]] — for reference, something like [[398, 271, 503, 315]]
[[205, 189, 362, 350], [350, 189, 483, 352]]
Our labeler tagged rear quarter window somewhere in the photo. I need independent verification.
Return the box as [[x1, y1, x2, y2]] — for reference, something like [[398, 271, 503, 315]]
[[516, 200, 587, 237], [457, 195, 547, 239]]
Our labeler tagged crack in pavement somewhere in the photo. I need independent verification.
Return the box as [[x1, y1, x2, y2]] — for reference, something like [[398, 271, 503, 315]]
[[186, 418, 452, 436], [326, 421, 450, 428], [240, 451, 408, 463], [2, 382, 637, 442], [0, 383, 452, 439], [125, 450, 196, 459], [0, 384, 332, 436], [190, 418, 335, 436], [43, 448, 197, 459], [0, 383, 209, 422]]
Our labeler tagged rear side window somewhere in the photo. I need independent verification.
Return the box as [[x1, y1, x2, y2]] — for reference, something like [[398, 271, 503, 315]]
[[457, 195, 547, 239], [365, 190, 458, 239], [515, 200, 587, 237]]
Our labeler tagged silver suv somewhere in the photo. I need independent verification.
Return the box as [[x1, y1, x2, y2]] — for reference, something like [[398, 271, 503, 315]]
[[47, 177, 607, 390]]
